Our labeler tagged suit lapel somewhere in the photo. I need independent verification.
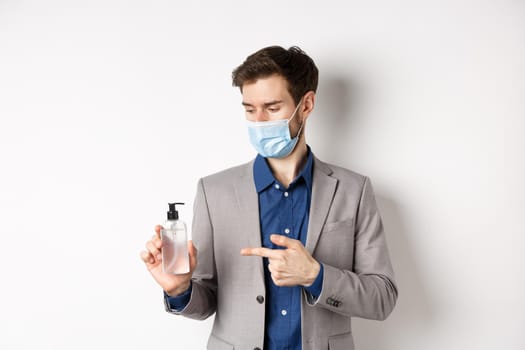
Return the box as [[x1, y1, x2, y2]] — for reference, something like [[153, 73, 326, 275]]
[[305, 157, 338, 254], [234, 160, 265, 281]]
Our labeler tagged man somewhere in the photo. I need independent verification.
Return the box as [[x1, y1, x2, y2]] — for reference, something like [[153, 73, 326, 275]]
[[141, 45, 398, 350]]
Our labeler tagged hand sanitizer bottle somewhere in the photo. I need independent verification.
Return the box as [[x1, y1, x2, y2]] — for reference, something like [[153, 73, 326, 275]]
[[161, 202, 190, 274]]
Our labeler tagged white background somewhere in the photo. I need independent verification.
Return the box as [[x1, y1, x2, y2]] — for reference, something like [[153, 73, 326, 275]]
[[0, 1, 523, 349]]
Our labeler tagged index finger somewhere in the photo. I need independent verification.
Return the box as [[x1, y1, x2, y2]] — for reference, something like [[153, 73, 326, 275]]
[[154, 225, 162, 239], [240, 247, 281, 259]]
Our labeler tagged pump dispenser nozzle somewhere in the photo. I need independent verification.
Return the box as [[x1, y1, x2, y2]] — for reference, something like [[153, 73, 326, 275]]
[[167, 202, 184, 220]]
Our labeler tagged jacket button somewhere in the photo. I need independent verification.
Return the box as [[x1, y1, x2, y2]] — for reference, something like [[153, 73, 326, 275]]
[[256, 295, 264, 304]]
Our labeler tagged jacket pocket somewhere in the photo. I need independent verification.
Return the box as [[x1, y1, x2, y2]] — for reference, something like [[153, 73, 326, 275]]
[[328, 332, 354, 350], [207, 334, 234, 350], [322, 219, 353, 233], [316, 219, 355, 268]]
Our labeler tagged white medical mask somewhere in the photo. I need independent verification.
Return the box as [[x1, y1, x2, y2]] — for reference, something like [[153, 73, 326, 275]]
[[246, 101, 304, 158]]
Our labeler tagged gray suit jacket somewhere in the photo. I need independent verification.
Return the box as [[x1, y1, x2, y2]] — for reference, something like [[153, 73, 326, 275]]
[[164, 156, 398, 350]]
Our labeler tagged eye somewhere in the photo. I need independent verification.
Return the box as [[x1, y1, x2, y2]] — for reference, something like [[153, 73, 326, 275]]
[[268, 107, 280, 113]]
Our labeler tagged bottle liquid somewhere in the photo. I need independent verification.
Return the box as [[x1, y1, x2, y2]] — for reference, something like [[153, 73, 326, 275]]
[[161, 202, 190, 274]]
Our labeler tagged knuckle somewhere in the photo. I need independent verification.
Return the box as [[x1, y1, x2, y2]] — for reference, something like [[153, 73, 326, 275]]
[[147, 242, 157, 253], [141, 251, 152, 263]]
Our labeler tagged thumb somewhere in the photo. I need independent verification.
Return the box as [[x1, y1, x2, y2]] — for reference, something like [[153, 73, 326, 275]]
[[188, 240, 198, 270], [270, 234, 298, 249], [188, 240, 197, 256]]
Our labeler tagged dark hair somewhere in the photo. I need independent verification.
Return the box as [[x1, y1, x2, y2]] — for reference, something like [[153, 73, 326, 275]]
[[232, 46, 319, 105]]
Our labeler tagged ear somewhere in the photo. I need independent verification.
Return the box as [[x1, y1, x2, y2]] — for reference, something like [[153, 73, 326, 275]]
[[300, 91, 316, 121]]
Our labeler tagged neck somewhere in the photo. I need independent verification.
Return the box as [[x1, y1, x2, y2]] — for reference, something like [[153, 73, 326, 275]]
[[266, 138, 308, 188]]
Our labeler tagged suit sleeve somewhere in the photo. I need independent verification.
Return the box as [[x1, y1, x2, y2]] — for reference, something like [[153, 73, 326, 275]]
[[163, 178, 218, 320], [305, 177, 398, 320]]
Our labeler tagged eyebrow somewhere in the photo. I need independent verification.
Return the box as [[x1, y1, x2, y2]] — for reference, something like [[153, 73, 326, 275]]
[[242, 100, 284, 108]]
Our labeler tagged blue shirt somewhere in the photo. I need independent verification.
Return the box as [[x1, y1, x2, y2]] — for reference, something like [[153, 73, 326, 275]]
[[254, 147, 323, 350], [165, 148, 324, 350]]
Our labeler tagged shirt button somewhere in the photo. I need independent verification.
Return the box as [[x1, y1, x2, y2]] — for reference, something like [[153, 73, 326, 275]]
[[256, 295, 264, 304], [274, 184, 280, 189], [284, 191, 289, 197], [284, 228, 290, 234], [281, 309, 287, 316]]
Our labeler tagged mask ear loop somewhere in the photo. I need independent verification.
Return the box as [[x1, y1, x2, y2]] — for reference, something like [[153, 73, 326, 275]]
[[287, 100, 302, 124], [288, 99, 305, 139], [295, 117, 305, 140]]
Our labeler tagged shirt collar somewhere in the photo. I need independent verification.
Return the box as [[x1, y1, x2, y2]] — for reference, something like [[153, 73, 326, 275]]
[[253, 145, 314, 193]]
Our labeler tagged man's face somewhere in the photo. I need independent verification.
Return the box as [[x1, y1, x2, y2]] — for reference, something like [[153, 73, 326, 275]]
[[242, 74, 298, 121], [241, 74, 303, 138]]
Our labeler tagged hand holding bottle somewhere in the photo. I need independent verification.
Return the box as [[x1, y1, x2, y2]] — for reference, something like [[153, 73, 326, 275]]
[[140, 225, 197, 296]]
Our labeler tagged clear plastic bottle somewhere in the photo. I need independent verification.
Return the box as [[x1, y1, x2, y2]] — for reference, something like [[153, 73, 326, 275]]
[[160, 202, 190, 274]]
